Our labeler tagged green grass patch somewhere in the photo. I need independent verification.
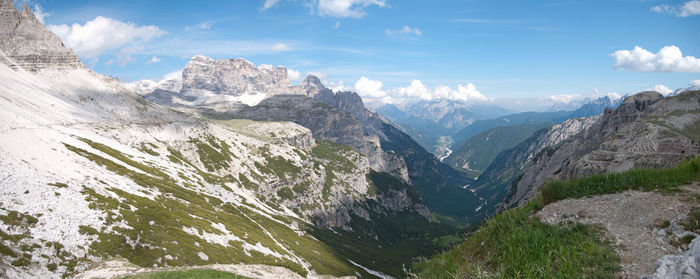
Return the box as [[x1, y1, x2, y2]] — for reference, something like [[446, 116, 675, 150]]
[[276, 187, 294, 200], [540, 157, 700, 205], [119, 269, 251, 279], [190, 136, 235, 172], [138, 143, 161, 157], [0, 242, 16, 257], [311, 140, 356, 173], [0, 210, 39, 226], [682, 207, 700, 233], [412, 201, 620, 278]]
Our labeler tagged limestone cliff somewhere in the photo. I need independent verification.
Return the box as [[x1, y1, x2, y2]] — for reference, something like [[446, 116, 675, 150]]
[[0, 0, 81, 72]]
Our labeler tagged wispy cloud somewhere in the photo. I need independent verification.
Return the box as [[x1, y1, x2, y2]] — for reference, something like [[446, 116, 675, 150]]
[[450, 18, 524, 24], [260, 0, 387, 18], [385, 26, 422, 36], [651, 1, 700, 17], [146, 56, 162, 64]]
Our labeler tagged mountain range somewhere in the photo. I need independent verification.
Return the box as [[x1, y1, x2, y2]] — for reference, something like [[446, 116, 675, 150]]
[[0, 3, 483, 278], [2, 1, 699, 278]]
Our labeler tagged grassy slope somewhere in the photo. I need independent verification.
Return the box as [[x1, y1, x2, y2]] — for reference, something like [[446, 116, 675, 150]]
[[413, 157, 700, 278]]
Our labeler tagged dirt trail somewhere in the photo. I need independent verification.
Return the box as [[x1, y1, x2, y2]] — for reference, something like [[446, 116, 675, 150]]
[[536, 183, 699, 278]]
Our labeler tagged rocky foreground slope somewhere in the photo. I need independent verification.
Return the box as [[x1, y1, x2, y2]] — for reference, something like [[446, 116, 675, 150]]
[[537, 183, 700, 278]]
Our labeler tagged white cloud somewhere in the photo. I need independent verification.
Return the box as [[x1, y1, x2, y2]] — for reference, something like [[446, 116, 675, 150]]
[[261, 0, 281, 10], [259, 0, 387, 18], [341, 77, 493, 105], [146, 56, 162, 64], [332, 21, 341, 29], [611, 46, 700, 73], [318, 0, 386, 18], [287, 69, 302, 81], [397, 80, 431, 100], [385, 26, 422, 36], [48, 16, 165, 58], [691, 80, 700, 88], [325, 80, 351, 92], [185, 21, 213, 31], [271, 43, 292, 52], [647, 84, 673, 95], [354, 76, 386, 98], [651, 1, 700, 17], [547, 94, 582, 104]]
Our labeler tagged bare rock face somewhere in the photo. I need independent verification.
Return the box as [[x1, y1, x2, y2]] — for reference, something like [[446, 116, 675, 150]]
[[299, 75, 325, 97], [508, 91, 700, 206], [181, 55, 300, 97], [0, 1, 82, 72], [472, 115, 600, 213]]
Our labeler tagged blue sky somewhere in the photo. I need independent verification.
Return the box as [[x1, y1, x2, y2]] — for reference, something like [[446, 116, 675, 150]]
[[17, 0, 700, 110]]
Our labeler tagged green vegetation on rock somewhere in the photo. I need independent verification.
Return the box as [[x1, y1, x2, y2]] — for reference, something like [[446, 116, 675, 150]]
[[540, 156, 700, 205], [412, 200, 620, 278], [414, 156, 700, 278], [119, 269, 251, 279], [62, 139, 358, 277]]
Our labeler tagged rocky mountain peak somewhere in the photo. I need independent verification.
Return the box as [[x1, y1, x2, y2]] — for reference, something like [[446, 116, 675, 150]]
[[0, 1, 82, 72], [299, 74, 327, 96], [180, 55, 297, 97], [618, 91, 663, 113]]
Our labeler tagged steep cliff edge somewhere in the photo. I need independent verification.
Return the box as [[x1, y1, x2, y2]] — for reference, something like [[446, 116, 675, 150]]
[[0, 1, 81, 72], [508, 91, 700, 206]]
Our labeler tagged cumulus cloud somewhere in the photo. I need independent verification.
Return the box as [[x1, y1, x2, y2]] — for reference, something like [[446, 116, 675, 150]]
[[397, 80, 431, 100], [354, 76, 387, 98], [271, 43, 292, 52], [611, 46, 700, 73], [146, 56, 162, 64], [287, 69, 302, 82], [647, 84, 673, 95], [352, 78, 490, 104], [48, 16, 166, 58], [651, 1, 700, 17], [385, 26, 422, 36]]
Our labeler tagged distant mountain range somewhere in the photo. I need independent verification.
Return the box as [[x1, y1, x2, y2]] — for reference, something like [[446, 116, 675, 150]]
[[375, 100, 513, 155]]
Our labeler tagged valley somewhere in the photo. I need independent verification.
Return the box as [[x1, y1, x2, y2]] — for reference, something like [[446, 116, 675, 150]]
[[1, 1, 699, 278]]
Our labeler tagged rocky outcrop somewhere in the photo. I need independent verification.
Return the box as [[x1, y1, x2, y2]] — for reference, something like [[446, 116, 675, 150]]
[[508, 91, 700, 206], [199, 94, 411, 184], [644, 237, 700, 279], [299, 75, 325, 97], [181, 55, 300, 97], [0, 0, 82, 72]]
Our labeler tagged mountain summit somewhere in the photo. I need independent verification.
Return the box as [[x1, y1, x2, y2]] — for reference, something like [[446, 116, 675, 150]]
[[0, 0, 81, 72]]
